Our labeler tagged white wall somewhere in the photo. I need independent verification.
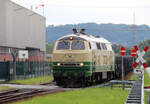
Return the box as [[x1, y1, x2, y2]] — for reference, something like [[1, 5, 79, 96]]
[[0, 0, 7, 46], [0, 0, 46, 51]]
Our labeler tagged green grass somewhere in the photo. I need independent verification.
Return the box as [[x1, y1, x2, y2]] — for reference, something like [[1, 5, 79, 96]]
[[144, 71, 150, 104], [15, 87, 129, 104], [144, 71, 150, 87], [0, 86, 9, 91], [8, 76, 53, 85], [130, 73, 138, 80], [145, 91, 148, 104]]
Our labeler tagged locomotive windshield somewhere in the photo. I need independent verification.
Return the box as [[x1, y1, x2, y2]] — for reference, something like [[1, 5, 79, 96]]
[[71, 41, 85, 50], [56, 40, 85, 50], [56, 41, 70, 50]]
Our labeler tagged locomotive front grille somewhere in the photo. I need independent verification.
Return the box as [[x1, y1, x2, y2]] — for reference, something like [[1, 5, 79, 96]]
[[61, 63, 81, 67]]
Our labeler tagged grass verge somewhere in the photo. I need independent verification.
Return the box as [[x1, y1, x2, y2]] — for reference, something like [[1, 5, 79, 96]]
[[14, 87, 129, 104], [130, 73, 138, 80], [0, 86, 10, 91], [144, 71, 150, 87], [7, 76, 53, 85], [145, 91, 148, 104]]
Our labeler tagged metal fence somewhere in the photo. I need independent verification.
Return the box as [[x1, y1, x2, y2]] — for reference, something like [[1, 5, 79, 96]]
[[0, 62, 10, 81], [9, 61, 52, 80]]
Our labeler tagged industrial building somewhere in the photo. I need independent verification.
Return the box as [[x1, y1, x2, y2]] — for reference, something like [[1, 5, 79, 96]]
[[0, 0, 46, 61]]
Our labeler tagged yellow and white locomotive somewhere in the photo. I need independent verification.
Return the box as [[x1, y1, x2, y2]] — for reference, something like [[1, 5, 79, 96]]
[[52, 29, 116, 87]]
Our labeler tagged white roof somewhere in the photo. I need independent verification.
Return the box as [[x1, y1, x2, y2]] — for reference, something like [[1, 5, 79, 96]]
[[58, 34, 111, 44]]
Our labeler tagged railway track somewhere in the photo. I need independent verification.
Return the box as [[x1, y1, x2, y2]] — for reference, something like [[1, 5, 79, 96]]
[[0, 81, 113, 104], [0, 87, 71, 104]]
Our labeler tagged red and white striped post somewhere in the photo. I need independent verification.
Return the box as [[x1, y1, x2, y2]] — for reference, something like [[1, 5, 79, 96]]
[[132, 45, 139, 68], [143, 46, 149, 68], [131, 49, 137, 80], [132, 45, 149, 69], [120, 46, 126, 90]]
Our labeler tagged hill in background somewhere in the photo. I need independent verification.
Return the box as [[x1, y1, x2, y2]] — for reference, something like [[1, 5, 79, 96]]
[[46, 23, 150, 46]]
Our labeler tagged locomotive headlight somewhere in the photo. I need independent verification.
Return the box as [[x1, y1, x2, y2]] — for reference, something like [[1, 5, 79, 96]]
[[57, 63, 61, 66], [80, 63, 84, 66], [70, 36, 73, 40]]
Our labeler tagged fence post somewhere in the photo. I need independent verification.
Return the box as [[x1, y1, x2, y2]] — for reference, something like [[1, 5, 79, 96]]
[[23, 61, 25, 79], [35, 61, 37, 77], [43, 61, 44, 76], [37, 61, 39, 77]]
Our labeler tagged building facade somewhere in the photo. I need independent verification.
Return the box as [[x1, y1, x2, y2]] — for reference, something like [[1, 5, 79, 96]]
[[0, 0, 46, 61]]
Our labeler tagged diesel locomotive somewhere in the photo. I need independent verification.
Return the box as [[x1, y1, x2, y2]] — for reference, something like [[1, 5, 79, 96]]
[[52, 29, 133, 87]]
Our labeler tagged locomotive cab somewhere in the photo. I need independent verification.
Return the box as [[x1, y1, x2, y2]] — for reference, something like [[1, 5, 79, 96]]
[[53, 35, 92, 62]]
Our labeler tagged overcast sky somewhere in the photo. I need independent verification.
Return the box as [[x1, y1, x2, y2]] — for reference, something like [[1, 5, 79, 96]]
[[11, 0, 150, 26]]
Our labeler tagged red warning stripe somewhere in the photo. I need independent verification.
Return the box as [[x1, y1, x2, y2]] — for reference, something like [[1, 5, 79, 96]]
[[133, 62, 138, 68], [134, 45, 139, 51], [144, 46, 149, 52], [143, 62, 147, 69]]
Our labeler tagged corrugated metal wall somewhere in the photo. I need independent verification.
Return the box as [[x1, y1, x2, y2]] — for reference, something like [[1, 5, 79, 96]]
[[0, 0, 46, 52]]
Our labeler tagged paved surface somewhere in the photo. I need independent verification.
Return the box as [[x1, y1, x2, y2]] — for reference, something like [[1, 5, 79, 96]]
[[146, 67, 150, 78], [0, 84, 59, 90]]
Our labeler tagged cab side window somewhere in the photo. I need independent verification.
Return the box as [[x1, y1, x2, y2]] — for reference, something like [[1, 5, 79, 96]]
[[101, 43, 107, 50], [96, 43, 101, 50], [89, 42, 91, 49], [90, 42, 97, 50]]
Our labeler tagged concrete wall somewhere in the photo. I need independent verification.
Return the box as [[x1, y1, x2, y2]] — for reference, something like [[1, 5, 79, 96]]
[[0, 0, 46, 52]]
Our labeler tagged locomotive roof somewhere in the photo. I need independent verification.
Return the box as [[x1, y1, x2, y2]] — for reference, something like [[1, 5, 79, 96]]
[[58, 34, 111, 44]]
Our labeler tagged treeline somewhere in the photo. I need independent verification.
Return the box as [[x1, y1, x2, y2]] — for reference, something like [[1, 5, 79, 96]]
[[46, 23, 150, 46]]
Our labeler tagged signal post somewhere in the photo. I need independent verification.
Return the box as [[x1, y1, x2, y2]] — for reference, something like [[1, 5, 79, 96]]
[[120, 46, 126, 90]]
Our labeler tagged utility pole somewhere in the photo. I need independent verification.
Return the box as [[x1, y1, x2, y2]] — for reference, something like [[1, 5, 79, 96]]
[[132, 12, 136, 80], [132, 12, 136, 45]]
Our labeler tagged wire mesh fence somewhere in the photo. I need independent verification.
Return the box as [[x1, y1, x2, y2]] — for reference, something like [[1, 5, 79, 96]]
[[9, 61, 52, 80]]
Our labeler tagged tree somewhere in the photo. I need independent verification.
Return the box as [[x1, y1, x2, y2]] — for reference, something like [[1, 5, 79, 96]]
[[46, 43, 54, 53]]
